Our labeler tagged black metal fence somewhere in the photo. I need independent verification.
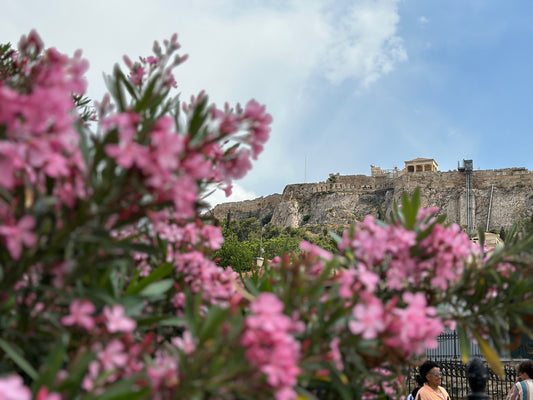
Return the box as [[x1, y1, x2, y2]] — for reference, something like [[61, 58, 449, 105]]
[[406, 360, 517, 400], [312, 329, 531, 399], [426, 330, 484, 360]]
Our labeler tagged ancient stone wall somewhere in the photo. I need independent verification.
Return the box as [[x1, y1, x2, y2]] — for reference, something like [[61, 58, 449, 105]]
[[208, 193, 282, 222], [210, 168, 533, 230]]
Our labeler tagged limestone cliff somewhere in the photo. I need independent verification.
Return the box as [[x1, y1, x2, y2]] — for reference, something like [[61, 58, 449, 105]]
[[208, 168, 533, 231]]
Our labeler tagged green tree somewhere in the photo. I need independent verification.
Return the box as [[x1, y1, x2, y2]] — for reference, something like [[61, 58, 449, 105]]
[[215, 235, 256, 272]]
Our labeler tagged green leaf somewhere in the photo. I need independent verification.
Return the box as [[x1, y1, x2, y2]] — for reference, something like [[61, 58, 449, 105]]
[[187, 96, 209, 145], [112, 65, 127, 112], [401, 188, 421, 230], [472, 331, 503, 377], [32, 335, 68, 392], [139, 278, 174, 297], [199, 306, 230, 343], [184, 290, 204, 337], [60, 351, 95, 400], [295, 386, 320, 400], [0, 338, 37, 380], [136, 315, 185, 327], [456, 325, 471, 364], [83, 376, 149, 400], [327, 366, 353, 400], [135, 73, 161, 112], [126, 262, 173, 295], [116, 68, 139, 102]]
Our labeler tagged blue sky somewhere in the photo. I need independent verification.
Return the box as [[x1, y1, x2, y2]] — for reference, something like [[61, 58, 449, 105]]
[[2, 1, 533, 206]]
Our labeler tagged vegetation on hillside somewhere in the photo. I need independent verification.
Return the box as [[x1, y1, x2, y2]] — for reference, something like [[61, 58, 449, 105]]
[[214, 217, 340, 271]]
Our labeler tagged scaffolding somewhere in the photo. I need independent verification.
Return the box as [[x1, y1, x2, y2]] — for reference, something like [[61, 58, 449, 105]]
[[458, 160, 474, 232]]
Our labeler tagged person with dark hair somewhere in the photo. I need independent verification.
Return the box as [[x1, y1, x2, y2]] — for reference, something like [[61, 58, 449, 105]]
[[407, 375, 425, 400], [506, 360, 533, 400], [416, 360, 450, 400]]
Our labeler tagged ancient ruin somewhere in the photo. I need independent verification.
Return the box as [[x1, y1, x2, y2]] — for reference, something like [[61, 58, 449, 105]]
[[209, 158, 533, 231]]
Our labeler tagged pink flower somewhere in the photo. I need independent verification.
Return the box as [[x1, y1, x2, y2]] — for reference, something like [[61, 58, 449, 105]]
[[103, 304, 136, 333], [36, 387, 61, 400], [328, 337, 344, 371], [98, 339, 128, 371], [0, 375, 31, 400], [299, 240, 333, 261], [149, 116, 183, 170], [349, 297, 386, 339], [61, 298, 96, 330], [201, 225, 224, 250], [172, 330, 196, 355], [43, 152, 70, 178], [105, 141, 150, 169], [241, 293, 301, 399], [384, 292, 443, 356], [0, 215, 37, 259]]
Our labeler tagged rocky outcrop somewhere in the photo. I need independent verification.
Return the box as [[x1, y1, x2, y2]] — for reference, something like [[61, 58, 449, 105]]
[[208, 193, 282, 223], [209, 168, 533, 230]]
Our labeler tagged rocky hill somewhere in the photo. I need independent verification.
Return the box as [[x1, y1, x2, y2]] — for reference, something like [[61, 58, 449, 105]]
[[208, 166, 533, 232]]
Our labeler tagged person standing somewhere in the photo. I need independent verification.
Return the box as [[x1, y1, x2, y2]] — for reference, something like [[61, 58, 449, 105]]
[[416, 360, 450, 400], [408, 375, 425, 400], [506, 360, 533, 400]]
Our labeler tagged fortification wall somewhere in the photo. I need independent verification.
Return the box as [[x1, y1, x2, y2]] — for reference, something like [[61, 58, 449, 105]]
[[208, 193, 282, 222], [211, 168, 533, 230], [281, 169, 533, 201], [473, 168, 533, 188]]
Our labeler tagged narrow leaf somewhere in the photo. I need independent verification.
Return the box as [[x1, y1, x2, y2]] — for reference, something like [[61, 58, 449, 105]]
[[199, 307, 230, 343], [139, 278, 174, 297], [0, 338, 37, 380], [456, 325, 471, 364], [472, 331, 503, 377], [126, 263, 173, 295]]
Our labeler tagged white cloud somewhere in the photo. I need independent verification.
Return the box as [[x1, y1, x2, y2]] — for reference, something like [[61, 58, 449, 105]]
[[322, 0, 407, 86], [0, 0, 409, 198], [203, 183, 258, 209], [419, 16, 429, 25]]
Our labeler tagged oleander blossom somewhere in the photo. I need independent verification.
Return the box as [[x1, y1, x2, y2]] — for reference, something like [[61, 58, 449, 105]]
[[383, 292, 444, 356], [60, 298, 96, 330], [103, 304, 137, 333], [0, 29, 88, 199], [0, 215, 37, 260], [418, 223, 474, 290], [0, 374, 31, 400], [241, 293, 303, 400], [338, 209, 475, 292], [174, 250, 241, 308]]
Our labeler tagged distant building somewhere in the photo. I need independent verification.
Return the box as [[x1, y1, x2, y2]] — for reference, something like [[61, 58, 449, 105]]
[[404, 157, 439, 173], [370, 165, 400, 177], [370, 158, 438, 177]]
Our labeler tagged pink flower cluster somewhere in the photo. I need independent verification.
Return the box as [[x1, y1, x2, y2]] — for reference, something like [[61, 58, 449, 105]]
[[174, 250, 241, 308], [241, 293, 304, 400], [0, 30, 89, 259], [0, 375, 31, 400], [382, 292, 443, 355], [98, 39, 272, 223], [61, 300, 136, 334], [418, 223, 473, 290], [209, 98, 272, 195], [57, 300, 154, 394], [339, 213, 474, 291], [0, 375, 61, 400], [336, 209, 476, 357]]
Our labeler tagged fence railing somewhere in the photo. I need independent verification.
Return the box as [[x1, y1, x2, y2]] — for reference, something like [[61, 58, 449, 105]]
[[406, 360, 517, 400], [426, 330, 484, 360], [312, 329, 530, 399]]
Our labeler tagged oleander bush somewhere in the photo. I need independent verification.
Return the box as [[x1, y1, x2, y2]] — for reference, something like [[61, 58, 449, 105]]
[[1, 30, 533, 400]]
